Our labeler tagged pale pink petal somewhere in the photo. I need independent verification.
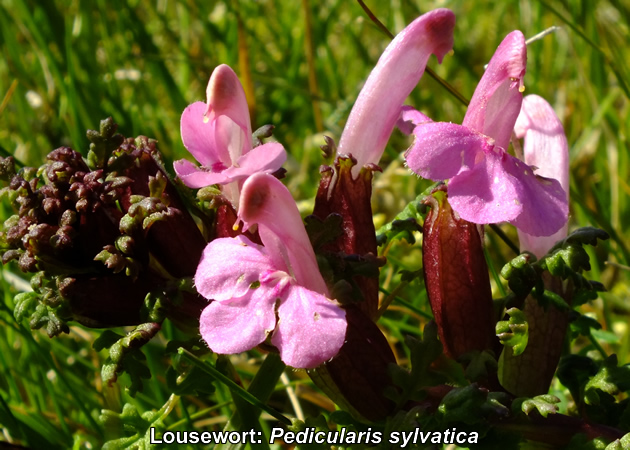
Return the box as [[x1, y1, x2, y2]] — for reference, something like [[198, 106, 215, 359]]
[[518, 224, 567, 259], [238, 173, 329, 294], [194, 236, 274, 301], [448, 150, 523, 224], [223, 142, 287, 180], [173, 159, 231, 188], [271, 285, 347, 369], [405, 122, 485, 180], [463, 31, 527, 150], [396, 105, 433, 135], [501, 153, 568, 238], [214, 115, 248, 167], [199, 285, 278, 355], [337, 9, 455, 178], [514, 95, 569, 255], [181, 102, 223, 167], [173, 158, 202, 177], [175, 132, 286, 189], [205, 65, 253, 154], [514, 95, 569, 193]]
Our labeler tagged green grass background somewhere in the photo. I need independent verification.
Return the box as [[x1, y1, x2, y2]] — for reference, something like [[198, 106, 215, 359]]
[[1, 0, 629, 448]]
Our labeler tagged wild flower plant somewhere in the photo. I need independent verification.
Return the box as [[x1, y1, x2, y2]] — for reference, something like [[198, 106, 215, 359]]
[[0, 5, 627, 450]]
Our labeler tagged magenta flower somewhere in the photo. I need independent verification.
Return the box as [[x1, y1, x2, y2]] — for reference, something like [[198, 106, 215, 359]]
[[514, 94, 569, 257], [403, 31, 568, 237], [174, 64, 286, 207], [196, 173, 347, 369], [337, 9, 455, 179]]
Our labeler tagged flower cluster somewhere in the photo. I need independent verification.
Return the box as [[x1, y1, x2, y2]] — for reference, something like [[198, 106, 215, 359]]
[[178, 8, 571, 374], [4, 6, 623, 448], [0, 120, 206, 334], [4, 4, 627, 447]]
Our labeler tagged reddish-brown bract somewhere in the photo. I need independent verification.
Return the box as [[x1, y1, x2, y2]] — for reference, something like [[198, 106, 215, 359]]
[[310, 157, 397, 421], [422, 188, 494, 358], [313, 157, 379, 319], [309, 306, 396, 421]]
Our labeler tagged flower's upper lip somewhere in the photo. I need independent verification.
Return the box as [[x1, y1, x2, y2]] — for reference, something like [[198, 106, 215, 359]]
[[336, 8, 455, 179], [238, 173, 329, 295], [462, 30, 527, 150], [204, 64, 253, 150]]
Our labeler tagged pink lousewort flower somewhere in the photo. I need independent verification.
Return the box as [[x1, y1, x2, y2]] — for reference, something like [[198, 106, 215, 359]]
[[196, 173, 346, 369], [514, 94, 569, 257], [174, 65, 286, 207], [313, 9, 455, 319], [403, 31, 568, 237], [337, 8, 455, 179]]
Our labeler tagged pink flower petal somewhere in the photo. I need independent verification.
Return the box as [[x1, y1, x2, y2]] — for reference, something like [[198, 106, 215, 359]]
[[224, 142, 287, 180], [463, 31, 526, 150], [199, 285, 278, 355], [239, 173, 329, 294], [205, 65, 253, 154], [502, 154, 569, 238], [194, 236, 274, 301], [448, 150, 523, 224], [517, 214, 567, 258], [213, 115, 248, 167], [396, 105, 433, 135], [181, 102, 225, 167], [271, 285, 347, 369], [514, 95, 569, 255], [405, 122, 486, 180], [173, 158, 203, 177], [173, 159, 231, 188], [337, 9, 455, 178], [514, 95, 569, 193]]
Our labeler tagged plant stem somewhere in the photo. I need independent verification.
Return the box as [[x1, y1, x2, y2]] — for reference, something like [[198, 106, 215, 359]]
[[220, 352, 287, 450], [177, 348, 290, 425]]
